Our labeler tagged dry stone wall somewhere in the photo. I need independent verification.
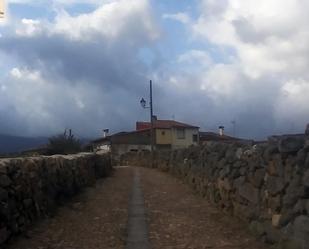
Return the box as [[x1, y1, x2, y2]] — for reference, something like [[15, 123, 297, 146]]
[[0, 153, 112, 245], [121, 137, 309, 249]]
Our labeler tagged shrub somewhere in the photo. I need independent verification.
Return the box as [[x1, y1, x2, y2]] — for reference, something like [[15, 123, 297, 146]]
[[46, 129, 82, 155]]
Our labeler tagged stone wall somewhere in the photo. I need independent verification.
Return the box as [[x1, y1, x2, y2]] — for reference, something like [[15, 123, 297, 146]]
[[0, 153, 112, 245], [121, 137, 309, 249]]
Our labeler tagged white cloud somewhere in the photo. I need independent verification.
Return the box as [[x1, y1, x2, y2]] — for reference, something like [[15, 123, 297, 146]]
[[10, 67, 41, 81], [15, 18, 43, 36], [9, 0, 109, 5], [193, 0, 309, 78], [176, 0, 309, 135], [162, 12, 191, 24], [177, 50, 212, 67], [52, 0, 159, 42], [275, 79, 309, 125]]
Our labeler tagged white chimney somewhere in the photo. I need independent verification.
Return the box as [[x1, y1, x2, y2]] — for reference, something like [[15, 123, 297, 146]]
[[103, 129, 109, 138], [219, 126, 224, 136]]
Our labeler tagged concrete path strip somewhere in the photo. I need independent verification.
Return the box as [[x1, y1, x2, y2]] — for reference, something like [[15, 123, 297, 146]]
[[126, 168, 151, 249]]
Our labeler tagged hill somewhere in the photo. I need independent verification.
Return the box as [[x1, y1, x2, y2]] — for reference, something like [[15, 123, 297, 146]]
[[0, 134, 48, 155]]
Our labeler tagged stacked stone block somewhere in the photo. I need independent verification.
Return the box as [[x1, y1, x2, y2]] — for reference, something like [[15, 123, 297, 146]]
[[0, 153, 112, 245], [122, 137, 309, 249]]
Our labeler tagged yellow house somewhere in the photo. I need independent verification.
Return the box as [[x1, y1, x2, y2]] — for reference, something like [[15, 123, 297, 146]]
[[136, 119, 199, 150]]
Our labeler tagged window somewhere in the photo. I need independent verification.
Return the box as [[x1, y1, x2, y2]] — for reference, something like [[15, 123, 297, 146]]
[[193, 134, 198, 142], [176, 128, 185, 139]]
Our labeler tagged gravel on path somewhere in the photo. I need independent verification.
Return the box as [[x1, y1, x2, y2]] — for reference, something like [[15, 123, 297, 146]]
[[139, 167, 270, 249], [6, 167, 133, 249]]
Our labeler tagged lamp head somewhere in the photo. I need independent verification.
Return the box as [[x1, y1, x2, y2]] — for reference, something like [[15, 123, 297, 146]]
[[140, 98, 146, 108]]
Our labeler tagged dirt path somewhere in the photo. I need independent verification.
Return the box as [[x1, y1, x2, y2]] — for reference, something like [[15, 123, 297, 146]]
[[139, 167, 270, 249], [6, 166, 271, 249], [6, 167, 133, 249]]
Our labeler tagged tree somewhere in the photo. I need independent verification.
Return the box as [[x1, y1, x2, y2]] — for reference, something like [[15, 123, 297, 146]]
[[46, 129, 82, 155]]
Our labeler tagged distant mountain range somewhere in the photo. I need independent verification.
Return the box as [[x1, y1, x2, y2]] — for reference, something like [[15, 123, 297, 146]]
[[0, 134, 92, 155], [0, 134, 48, 154]]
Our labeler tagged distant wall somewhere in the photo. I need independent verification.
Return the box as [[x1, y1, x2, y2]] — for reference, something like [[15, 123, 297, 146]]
[[0, 153, 112, 245], [122, 137, 309, 249]]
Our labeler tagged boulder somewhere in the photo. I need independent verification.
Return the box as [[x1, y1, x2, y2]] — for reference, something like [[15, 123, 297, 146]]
[[296, 149, 307, 166], [0, 175, 11, 188], [293, 199, 306, 215], [267, 155, 284, 176], [272, 214, 282, 227], [0, 187, 8, 201], [233, 176, 246, 190], [249, 220, 265, 237], [0, 227, 10, 244], [269, 195, 281, 212], [293, 215, 309, 248], [267, 176, 285, 196], [264, 144, 279, 161], [303, 170, 309, 187], [279, 137, 305, 154], [306, 200, 309, 214], [250, 168, 265, 188], [238, 183, 260, 204]]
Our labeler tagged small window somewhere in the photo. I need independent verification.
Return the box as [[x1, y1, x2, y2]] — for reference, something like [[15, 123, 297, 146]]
[[193, 134, 198, 142], [161, 131, 165, 136], [177, 128, 185, 139]]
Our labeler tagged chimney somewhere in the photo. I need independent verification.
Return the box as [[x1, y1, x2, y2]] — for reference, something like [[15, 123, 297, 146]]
[[219, 126, 224, 136], [103, 129, 109, 138]]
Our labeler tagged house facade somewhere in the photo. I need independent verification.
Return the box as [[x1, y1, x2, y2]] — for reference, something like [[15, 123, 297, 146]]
[[136, 119, 199, 150], [91, 119, 199, 163]]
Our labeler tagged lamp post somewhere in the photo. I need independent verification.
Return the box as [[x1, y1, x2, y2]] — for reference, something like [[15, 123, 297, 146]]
[[140, 80, 154, 153]]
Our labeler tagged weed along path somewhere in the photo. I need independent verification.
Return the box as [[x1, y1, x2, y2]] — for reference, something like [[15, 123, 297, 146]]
[[7, 166, 271, 249]]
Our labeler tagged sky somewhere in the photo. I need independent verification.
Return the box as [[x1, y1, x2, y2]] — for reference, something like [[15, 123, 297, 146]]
[[1, 0, 309, 139]]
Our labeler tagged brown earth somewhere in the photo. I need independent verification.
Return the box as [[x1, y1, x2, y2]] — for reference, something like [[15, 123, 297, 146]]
[[6, 167, 133, 249], [139, 167, 271, 249], [6, 166, 272, 249]]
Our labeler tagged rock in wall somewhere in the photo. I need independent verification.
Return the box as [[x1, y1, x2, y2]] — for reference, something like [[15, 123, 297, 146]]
[[0, 153, 112, 245], [121, 138, 309, 249]]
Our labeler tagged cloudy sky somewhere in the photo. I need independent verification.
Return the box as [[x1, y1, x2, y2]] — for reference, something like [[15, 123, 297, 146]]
[[0, 0, 309, 139]]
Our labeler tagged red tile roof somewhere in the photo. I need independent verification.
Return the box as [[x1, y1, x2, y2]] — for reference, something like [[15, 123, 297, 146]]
[[136, 120, 199, 131]]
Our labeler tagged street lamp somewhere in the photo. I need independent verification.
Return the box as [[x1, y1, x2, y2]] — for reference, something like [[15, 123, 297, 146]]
[[140, 98, 147, 109], [140, 80, 154, 154]]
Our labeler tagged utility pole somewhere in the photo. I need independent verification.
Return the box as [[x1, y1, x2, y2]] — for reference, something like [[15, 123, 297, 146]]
[[140, 80, 155, 163], [150, 80, 154, 153]]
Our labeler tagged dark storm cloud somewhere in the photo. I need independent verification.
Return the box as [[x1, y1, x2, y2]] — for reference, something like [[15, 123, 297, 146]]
[[0, 34, 148, 93], [0, 1, 158, 137], [1, 0, 309, 140]]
